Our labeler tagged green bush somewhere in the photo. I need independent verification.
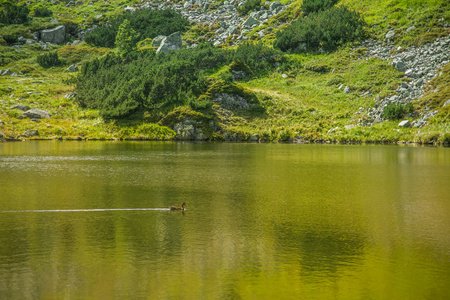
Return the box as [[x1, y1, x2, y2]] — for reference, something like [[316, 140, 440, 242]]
[[3, 35, 18, 45], [85, 9, 188, 48], [233, 42, 284, 73], [301, 0, 339, 15], [238, 0, 261, 15], [37, 52, 62, 68], [382, 103, 414, 120], [33, 7, 53, 18], [274, 6, 366, 52], [0, 4, 30, 25]]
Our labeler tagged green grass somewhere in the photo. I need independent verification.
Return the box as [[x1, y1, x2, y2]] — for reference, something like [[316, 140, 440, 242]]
[[1, 0, 449, 145]]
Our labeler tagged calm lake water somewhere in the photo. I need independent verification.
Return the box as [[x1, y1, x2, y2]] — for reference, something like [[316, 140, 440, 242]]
[[0, 141, 449, 299]]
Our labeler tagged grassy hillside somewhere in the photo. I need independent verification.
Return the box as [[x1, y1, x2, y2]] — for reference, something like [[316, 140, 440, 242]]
[[0, 0, 449, 144]]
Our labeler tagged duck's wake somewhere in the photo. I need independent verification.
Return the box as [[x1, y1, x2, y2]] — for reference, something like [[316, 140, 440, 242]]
[[0, 208, 170, 213]]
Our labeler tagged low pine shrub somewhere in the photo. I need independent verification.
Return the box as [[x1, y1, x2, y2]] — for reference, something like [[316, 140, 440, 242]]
[[233, 42, 284, 73], [85, 9, 188, 48], [0, 4, 30, 25], [301, 0, 339, 15], [37, 52, 62, 68], [382, 103, 414, 120], [274, 6, 366, 52], [33, 7, 53, 18], [238, 0, 261, 15]]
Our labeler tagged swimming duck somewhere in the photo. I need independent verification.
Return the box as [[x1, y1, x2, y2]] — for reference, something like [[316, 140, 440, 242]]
[[170, 202, 186, 211]]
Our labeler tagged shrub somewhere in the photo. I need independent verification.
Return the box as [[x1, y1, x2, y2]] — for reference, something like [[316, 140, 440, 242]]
[[238, 0, 261, 15], [301, 0, 339, 15], [3, 35, 18, 45], [0, 4, 29, 25], [382, 103, 414, 120], [85, 9, 188, 48], [274, 6, 366, 52], [115, 19, 138, 55], [33, 7, 53, 18], [37, 52, 62, 68], [233, 42, 284, 73]]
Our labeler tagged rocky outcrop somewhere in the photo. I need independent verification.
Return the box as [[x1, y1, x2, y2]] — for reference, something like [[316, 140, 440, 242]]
[[211, 93, 253, 111], [355, 35, 450, 127], [40, 25, 66, 44], [173, 118, 208, 140], [23, 129, 40, 137], [23, 109, 51, 119]]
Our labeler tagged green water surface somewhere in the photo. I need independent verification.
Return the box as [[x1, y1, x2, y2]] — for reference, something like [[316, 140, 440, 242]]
[[0, 141, 449, 299]]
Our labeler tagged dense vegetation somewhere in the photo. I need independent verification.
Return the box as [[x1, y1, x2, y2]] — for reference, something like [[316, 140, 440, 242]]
[[37, 52, 62, 68], [275, 5, 366, 52], [85, 9, 189, 48], [301, 0, 339, 15], [0, 3, 29, 25], [75, 42, 281, 119], [382, 103, 414, 120], [33, 7, 53, 18], [238, 0, 261, 15]]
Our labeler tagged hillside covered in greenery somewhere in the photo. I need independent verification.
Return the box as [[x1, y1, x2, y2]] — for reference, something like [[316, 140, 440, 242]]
[[0, 0, 449, 144]]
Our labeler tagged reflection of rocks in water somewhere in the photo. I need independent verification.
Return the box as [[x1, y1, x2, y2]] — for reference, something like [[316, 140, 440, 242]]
[[274, 225, 366, 274]]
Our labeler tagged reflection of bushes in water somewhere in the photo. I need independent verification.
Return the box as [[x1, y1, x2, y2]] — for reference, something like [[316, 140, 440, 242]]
[[274, 226, 366, 273]]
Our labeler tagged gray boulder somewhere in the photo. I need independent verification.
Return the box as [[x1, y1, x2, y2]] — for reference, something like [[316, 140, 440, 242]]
[[443, 99, 450, 108], [67, 65, 78, 72], [156, 32, 182, 54], [385, 30, 395, 40], [41, 25, 66, 44], [243, 16, 259, 27], [211, 93, 252, 111], [392, 58, 406, 72], [11, 104, 30, 111], [248, 134, 259, 142], [23, 129, 40, 137], [152, 35, 166, 48], [23, 109, 51, 119], [398, 120, 411, 127], [269, 1, 281, 11]]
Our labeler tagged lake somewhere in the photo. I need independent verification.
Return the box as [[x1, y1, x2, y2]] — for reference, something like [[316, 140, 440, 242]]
[[0, 141, 449, 299]]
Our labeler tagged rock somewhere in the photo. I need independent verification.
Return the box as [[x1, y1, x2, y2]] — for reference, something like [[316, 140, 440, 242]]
[[398, 120, 411, 127], [406, 25, 416, 32], [23, 129, 40, 137], [152, 35, 166, 48], [385, 30, 395, 40], [156, 32, 182, 54], [184, 1, 193, 9], [64, 93, 77, 99], [66, 65, 78, 72], [248, 134, 259, 142], [404, 69, 415, 77], [392, 58, 406, 72], [344, 124, 357, 130], [17, 36, 26, 45], [243, 16, 259, 27], [23, 109, 51, 119], [1, 69, 12, 76], [41, 25, 66, 44], [443, 99, 450, 108], [211, 93, 252, 111], [343, 86, 350, 94], [11, 104, 30, 111], [269, 1, 281, 11], [281, 73, 288, 79]]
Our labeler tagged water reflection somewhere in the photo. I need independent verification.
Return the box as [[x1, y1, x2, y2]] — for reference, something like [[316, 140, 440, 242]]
[[0, 142, 449, 299]]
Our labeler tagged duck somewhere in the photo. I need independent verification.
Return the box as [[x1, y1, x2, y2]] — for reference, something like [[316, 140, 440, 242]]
[[170, 202, 186, 211]]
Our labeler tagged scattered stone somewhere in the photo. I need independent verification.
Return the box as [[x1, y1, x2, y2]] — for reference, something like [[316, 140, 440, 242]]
[[392, 58, 406, 72], [152, 35, 166, 48], [248, 134, 259, 142], [11, 104, 30, 111], [67, 65, 78, 72], [345, 124, 358, 130], [243, 16, 259, 27], [23, 109, 51, 119], [211, 93, 252, 111], [398, 120, 411, 127], [343, 86, 350, 94], [385, 30, 395, 39], [281, 73, 288, 79], [443, 99, 450, 108], [64, 93, 77, 99]]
